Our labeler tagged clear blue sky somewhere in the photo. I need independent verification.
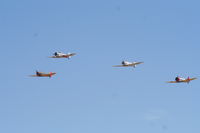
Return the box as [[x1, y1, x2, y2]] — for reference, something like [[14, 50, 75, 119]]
[[0, 0, 200, 133]]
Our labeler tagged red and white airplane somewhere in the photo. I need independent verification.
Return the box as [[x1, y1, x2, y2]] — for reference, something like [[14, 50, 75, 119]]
[[49, 52, 76, 59], [167, 76, 197, 84], [113, 61, 144, 68], [30, 71, 56, 78]]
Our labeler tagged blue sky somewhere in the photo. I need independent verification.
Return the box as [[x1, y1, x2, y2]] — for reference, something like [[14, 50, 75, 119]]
[[0, 0, 200, 133]]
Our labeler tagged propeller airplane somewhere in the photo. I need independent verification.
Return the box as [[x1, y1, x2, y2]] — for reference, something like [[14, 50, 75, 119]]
[[30, 71, 56, 78], [49, 52, 76, 59], [113, 61, 144, 68], [167, 76, 197, 84]]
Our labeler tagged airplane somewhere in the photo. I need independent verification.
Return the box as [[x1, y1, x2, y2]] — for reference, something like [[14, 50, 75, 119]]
[[167, 76, 197, 84], [30, 71, 56, 78], [49, 52, 76, 59], [113, 61, 144, 68]]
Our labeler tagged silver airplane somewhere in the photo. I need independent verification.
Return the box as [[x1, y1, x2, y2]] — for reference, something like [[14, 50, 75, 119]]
[[49, 52, 76, 59], [113, 61, 144, 68]]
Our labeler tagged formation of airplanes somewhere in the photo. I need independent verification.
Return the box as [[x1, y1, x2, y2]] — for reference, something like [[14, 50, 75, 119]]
[[30, 51, 197, 84]]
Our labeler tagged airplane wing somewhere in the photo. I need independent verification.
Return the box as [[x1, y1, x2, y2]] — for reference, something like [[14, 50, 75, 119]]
[[134, 62, 144, 65], [167, 81, 178, 83], [113, 64, 138, 67], [29, 75, 38, 77], [113, 65, 126, 67], [49, 56, 60, 58]]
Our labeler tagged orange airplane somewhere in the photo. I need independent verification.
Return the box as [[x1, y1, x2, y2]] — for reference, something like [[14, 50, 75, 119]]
[[30, 71, 56, 78], [167, 76, 197, 84]]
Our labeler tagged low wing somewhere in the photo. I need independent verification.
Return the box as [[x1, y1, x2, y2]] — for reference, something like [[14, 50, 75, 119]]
[[113, 65, 127, 67], [167, 81, 178, 83], [29, 75, 38, 77], [126, 64, 135, 66], [49, 56, 62, 58], [134, 62, 144, 65], [113, 64, 139, 67], [49, 56, 56, 58]]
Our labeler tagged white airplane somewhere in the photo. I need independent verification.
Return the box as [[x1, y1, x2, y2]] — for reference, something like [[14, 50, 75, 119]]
[[113, 61, 144, 68], [167, 76, 197, 84], [49, 52, 76, 59]]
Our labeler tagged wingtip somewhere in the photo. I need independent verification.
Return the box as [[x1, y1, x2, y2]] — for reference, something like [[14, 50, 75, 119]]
[[112, 65, 122, 67], [49, 56, 56, 58], [166, 81, 176, 83]]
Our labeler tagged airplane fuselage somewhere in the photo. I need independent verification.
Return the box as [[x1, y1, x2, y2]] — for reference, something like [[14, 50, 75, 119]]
[[51, 53, 76, 58], [36, 73, 56, 77], [122, 61, 137, 67], [31, 72, 56, 78]]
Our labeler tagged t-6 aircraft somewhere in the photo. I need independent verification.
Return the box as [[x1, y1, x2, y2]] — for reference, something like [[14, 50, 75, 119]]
[[113, 61, 144, 68], [167, 76, 197, 83], [49, 52, 76, 59], [30, 71, 56, 78]]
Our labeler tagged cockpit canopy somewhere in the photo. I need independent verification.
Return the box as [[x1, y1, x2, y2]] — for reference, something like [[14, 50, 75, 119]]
[[54, 52, 63, 56], [175, 76, 180, 82]]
